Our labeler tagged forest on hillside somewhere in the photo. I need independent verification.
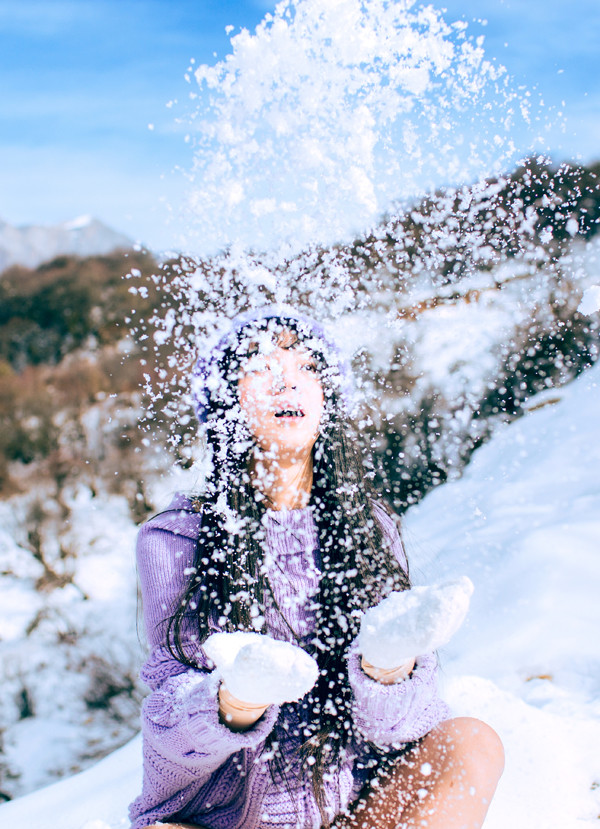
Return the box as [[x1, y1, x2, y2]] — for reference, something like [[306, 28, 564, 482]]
[[0, 156, 598, 508]]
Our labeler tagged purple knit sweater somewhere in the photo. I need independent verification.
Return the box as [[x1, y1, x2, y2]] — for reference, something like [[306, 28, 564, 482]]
[[129, 493, 450, 829]]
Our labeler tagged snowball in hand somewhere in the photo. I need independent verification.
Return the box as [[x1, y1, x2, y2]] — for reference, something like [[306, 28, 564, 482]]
[[203, 631, 264, 671], [204, 631, 319, 706], [357, 577, 474, 668]]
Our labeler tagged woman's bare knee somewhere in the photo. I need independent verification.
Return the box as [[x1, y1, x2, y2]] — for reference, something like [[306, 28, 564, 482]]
[[434, 716, 505, 782], [389, 716, 504, 806]]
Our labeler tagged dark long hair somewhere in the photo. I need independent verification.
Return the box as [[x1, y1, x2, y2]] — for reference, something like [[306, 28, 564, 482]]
[[166, 317, 410, 824]]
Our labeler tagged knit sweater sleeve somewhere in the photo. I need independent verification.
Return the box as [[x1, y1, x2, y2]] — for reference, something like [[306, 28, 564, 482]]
[[130, 509, 279, 829], [347, 651, 450, 748]]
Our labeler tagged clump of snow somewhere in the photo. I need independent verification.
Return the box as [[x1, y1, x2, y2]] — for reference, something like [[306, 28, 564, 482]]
[[204, 631, 319, 705], [578, 284, 600, 315], [357, 577, 473, 668], [203, 630, 264, 668]]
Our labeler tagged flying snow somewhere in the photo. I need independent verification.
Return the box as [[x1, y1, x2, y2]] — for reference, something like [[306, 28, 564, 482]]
[[142, 0, 553, 439], [178, 0, 541, 258]]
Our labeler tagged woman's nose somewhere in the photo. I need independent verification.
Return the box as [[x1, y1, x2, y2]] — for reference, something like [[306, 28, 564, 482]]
[[271, 361, 296, 391]]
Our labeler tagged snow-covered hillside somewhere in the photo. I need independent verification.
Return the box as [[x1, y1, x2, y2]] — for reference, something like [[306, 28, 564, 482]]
[[0, 216, 134, 271], [405, 361, 600, 829], [1, 357, 598, 829]]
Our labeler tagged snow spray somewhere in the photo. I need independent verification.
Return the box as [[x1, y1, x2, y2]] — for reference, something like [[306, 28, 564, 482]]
[[137, 0, 553, 453]]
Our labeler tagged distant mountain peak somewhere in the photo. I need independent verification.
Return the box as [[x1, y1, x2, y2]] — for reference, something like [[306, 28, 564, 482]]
[[62, 214, 95, 231], [0, 216, 134, 273]]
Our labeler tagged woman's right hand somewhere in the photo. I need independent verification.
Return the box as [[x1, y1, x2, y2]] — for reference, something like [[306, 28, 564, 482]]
[[204, 631, 319, 707], [357, 576, 474, 671]]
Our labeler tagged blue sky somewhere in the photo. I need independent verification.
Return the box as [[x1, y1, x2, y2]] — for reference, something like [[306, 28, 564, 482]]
[[0, 0, 598, 251]]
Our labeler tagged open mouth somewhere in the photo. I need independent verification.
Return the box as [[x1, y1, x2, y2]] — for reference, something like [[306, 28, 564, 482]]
[[274, 409, 305, 418]]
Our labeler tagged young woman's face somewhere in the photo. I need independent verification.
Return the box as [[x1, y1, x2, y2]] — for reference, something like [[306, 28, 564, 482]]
[[237, 329, 325, 457]]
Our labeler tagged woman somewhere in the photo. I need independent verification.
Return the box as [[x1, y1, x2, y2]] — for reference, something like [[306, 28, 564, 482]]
[[130, 307, 504, 829]]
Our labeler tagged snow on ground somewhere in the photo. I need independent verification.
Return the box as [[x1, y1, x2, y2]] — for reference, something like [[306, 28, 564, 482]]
[[1, 362, 599, 827], [0, 736, 141, 829], [0, 487, 142, 795], [405, 360, 600, 828]]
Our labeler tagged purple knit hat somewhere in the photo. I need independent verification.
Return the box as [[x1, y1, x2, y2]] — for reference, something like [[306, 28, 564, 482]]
[[191, 305, 355, 423]]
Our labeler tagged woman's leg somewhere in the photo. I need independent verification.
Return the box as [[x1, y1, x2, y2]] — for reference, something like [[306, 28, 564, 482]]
[[336, 717, 504, 829]]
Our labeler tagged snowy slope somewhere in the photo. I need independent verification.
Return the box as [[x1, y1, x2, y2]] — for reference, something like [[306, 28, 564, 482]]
[[405, 360, 600, 828], [1, 363, 599, 828], [0, 216, 134, 271], [0, 736, 141, 829]]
